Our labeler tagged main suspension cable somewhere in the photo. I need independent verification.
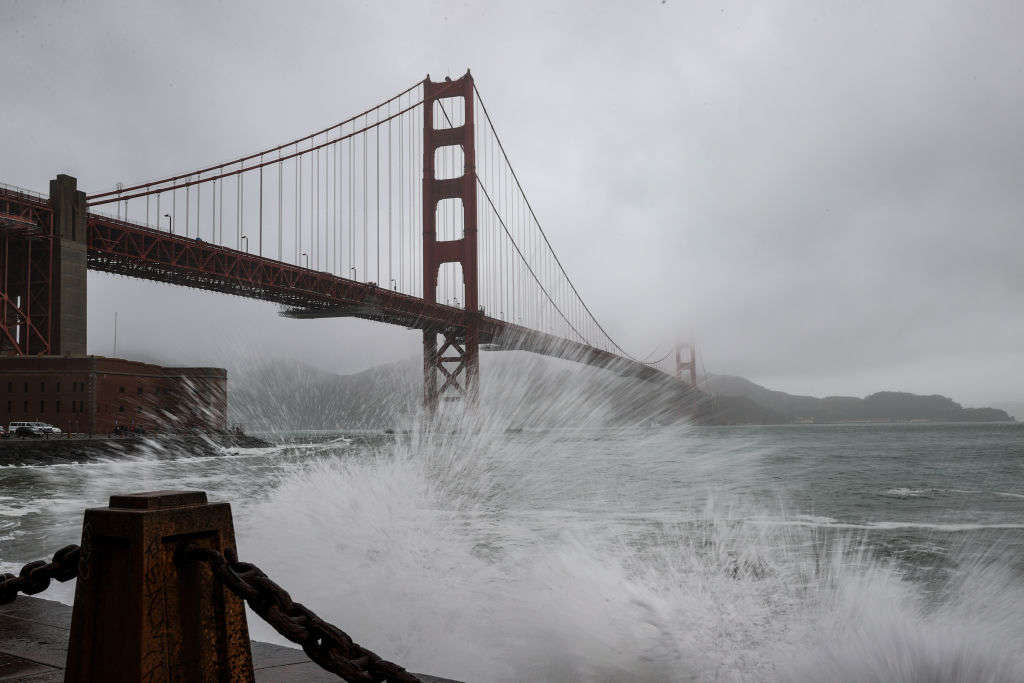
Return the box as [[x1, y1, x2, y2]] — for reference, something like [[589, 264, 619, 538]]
[[472, 83, 658, 364]]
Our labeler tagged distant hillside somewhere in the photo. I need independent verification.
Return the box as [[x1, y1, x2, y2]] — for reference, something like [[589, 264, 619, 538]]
[[702, 375, 1014, 424], [994, 401, 1024, 422], [228, 353, 709, 431], [224, 356, 1012, 430]]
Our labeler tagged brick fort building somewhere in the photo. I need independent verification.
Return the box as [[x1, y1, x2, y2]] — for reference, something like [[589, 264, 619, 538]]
[[1, 356, 227, 434]]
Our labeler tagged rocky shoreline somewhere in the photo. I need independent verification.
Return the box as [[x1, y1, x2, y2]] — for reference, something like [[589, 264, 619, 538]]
[[0, 433, 272, 465]]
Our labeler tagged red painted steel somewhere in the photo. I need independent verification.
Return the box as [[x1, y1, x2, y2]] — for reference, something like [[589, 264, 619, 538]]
[[421, 72, 480, 416], [0, 189, 54, 356], [86, 211, 666, 379], [2, 188, 668, 386]]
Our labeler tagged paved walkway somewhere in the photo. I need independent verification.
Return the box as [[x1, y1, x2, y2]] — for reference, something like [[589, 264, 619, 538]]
[[0, 595, 457, 682]]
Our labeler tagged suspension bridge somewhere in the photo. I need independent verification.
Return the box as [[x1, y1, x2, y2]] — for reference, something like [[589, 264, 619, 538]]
[[0, 71, 692, 415]]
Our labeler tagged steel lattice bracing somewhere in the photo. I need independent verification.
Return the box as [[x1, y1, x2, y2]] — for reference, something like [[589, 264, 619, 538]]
[[0, 188, 54, 356]]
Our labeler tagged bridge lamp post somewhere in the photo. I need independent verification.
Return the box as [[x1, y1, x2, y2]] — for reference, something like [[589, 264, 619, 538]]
[[350, 266, 358, 281], [163, 213, 172, 233], [300, 251, 309, 268], [241, 234, 248, 253], [390, 278, 397, 291]]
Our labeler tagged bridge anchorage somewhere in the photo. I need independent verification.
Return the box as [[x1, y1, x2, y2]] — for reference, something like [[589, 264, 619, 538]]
[[1, 70, 694, 420]]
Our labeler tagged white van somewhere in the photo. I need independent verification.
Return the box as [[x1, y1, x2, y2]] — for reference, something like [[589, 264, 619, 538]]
[[8, 421, 62, 437]]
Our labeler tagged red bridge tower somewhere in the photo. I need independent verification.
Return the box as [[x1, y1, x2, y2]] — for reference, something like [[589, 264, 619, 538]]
[[422, 72, 479, 418]]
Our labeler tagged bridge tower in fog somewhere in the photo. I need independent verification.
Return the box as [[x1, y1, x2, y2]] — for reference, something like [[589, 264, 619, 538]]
[[675, 342, 698, 387]]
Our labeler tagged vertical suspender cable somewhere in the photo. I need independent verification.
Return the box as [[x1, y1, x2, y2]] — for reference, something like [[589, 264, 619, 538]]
[[366, 113, 370, 278], [309, 145, 313, 265], [218, 176, 224, 245], [349, 127, 355, 274], [259, 161, 264, 256], [330, 132, 335, 274], [314, 143, 319, 269], [237, 170, 243, 250], [278, 151, 282, 261], [378, 114, 382, 282], [344, 131, 349, 273], [388, 106, 393, 286], [399, 101, 405, 291]]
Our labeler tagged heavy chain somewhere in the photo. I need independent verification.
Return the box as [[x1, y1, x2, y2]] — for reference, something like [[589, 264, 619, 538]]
[[0, 545, 80, 604], [180, 545, 421, 683]]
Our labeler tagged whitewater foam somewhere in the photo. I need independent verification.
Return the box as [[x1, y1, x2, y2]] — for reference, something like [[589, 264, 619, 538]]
[[0, 369, 1020, 682], [230, 426, 1024, 682]]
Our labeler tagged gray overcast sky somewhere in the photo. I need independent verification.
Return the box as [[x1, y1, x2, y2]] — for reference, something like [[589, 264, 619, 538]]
[[2, 0, 1022, 406]]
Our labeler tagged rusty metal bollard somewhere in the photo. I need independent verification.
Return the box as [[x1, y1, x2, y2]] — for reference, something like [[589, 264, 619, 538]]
[[65, 491, 255, 682]]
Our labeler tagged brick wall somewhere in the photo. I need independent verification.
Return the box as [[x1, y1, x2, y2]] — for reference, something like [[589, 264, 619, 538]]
[[1, 356, 227, 434]]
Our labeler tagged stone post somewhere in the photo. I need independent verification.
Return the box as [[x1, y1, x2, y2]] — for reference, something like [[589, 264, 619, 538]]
[[65, 491, 254, 682]]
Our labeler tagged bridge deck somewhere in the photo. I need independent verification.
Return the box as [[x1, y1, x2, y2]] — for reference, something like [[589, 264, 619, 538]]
[[1, 187, 669, 382], [87, 212, 669, 381]]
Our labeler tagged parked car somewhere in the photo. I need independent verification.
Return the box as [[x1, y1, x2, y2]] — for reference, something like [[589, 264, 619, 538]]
[[111, 425, 145, 436], [8, 421, 62, 438]]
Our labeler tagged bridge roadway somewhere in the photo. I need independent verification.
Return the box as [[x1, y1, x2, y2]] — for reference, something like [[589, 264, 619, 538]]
[[2, 186, 667, 381]]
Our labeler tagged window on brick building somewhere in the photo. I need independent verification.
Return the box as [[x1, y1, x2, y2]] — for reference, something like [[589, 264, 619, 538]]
[[6, 382, 11, 392], [40, 401, 45, 412], [56, 381, 61, 393], [23, 383, 28, 393], [41, 381, 45, 392], [56, 401, 61, 414], [137, 386, 143, 395], [120, 387, 125, 393], [6, 401, 10, 412], [23, 401, 28, 412], [119, 405, 124, 412]]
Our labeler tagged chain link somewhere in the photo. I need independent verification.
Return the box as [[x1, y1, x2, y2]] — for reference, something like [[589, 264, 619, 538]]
[[0, 545, 81, 605], [179, 544, 421, 683]]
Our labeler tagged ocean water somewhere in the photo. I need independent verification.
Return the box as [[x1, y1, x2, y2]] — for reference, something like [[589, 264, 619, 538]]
[[1, 421, 1022, 681]]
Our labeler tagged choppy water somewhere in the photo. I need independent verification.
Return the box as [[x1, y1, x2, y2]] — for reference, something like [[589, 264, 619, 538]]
[[1, 421, 1023, 681]]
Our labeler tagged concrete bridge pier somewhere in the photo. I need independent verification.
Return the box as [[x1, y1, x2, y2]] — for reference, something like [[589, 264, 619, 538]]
[[49, 174, 88, 356]]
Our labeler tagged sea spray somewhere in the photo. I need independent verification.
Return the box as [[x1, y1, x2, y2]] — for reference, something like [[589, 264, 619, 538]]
[[232, 422, 1024, 682], [0, 366, 1022, 681]]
